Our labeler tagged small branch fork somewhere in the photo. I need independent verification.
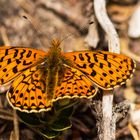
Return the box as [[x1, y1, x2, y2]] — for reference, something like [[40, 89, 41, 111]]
[[93, 0, 120, 139]]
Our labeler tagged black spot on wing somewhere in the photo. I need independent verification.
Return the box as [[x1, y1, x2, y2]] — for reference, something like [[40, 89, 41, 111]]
[[104, 54, 107, 61], [16, 59, 21, 64], [7, 58, 11, 64], [15, 90, 19, 93], [0, 56, 4, 62], [26, 50, 32, 58], [105, 83, 109, 87], [93, 54, 98, 62], [22, 81, 30, 85], [20, 93, 23, 98], [13, 66, 18, 73], [3, 68, 7, 72], [5, 49, 8, 55], [110, 79, 114, 83], [89, 63, 94, 68], [38, 96, 42, 99], [19, 49, 26, 59], [79, 53, 84, 61], [99, 63, 103, 68], [77, 64, 86, 68], [14, 50, 18, 58], [102, 73, 107, 77], [73, 55, 76, 61], [100, 77, 103, 81], [31, 96, 35, 100], [34, 53, 37, 58], [119, 66, 122, 69], [26, 88, 30, 93], [16, 101, 21, 105], [85, 53, 91, 63], [108, 62, 111, 68], [91, 70, 96, 76], [109, 70, 113, 74], [1, 78, 4, 84], [9, 87, 14, 94], [23, 60, 32, 66]]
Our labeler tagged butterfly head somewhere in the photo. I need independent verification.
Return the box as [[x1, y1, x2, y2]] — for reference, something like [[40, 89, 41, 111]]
[[49, 38, 62, 55], [51, 38, 61, 48]]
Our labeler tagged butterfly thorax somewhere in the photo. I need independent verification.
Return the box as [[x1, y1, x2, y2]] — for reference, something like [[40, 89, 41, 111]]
[[45, 39, 63, 102]]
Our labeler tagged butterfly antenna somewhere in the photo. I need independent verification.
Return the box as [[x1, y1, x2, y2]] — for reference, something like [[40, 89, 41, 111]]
[[60, 21, 94, 44], [60, 32, 75, 44], [22, 14, 50, 49]]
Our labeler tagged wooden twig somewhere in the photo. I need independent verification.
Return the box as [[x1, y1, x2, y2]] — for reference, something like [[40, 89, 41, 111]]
[[128, 123, 140, 140], [13, 110, 19, 140], [94, 0, 120, 139], [0, 115, 13, 121]]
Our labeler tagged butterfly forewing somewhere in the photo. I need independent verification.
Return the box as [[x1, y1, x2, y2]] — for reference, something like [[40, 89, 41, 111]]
[[63, 51, 136, 90], [0, 46, 47, 85]]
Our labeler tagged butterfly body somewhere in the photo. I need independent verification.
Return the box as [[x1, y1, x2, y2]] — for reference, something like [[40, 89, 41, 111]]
[[0, 39, 136, 113], [44, 39, 67, 103]]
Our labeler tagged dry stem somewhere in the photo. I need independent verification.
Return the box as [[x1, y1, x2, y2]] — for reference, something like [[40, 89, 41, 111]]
[[94, 0, 120, 139]]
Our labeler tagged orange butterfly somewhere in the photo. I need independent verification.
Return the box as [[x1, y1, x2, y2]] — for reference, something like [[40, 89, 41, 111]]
[[0, 39, 136, 113]]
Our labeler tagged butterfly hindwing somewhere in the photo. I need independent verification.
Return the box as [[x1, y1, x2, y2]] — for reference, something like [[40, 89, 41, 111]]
[[7, 64, 51, 113], [54, 67, 97, 101], [63, 51, 136, 90], [0, 46, 47, 85]]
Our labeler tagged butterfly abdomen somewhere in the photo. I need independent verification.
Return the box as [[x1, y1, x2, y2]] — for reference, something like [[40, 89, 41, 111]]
[[45, 43, 63, 100]]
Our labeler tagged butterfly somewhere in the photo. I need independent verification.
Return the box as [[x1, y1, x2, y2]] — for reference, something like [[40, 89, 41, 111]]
[[0, 39, 136, 113]]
